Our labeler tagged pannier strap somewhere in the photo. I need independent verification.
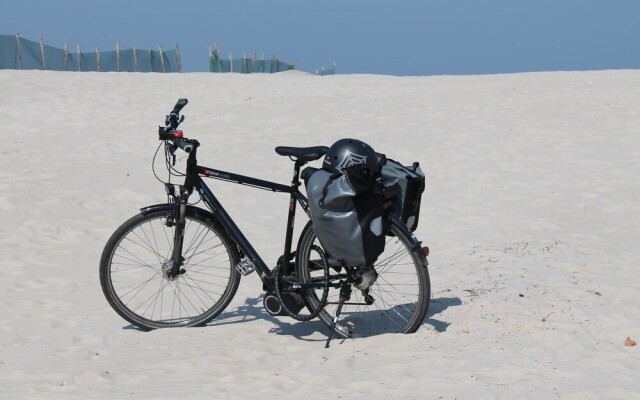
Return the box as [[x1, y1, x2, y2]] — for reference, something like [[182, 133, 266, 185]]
[[275, 146, 329, 162], [319, 173, 340, 207]]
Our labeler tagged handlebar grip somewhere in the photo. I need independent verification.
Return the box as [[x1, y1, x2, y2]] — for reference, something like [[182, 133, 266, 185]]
[[172, 98, 188, 114], [175, 138, 194, 153]]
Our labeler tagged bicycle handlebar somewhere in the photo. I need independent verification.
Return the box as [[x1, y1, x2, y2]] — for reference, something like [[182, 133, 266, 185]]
[[175, 137, 194, 153], [164, 98, 189, 131], [172, 98, 188, 115], [158, 98, 199, 154]]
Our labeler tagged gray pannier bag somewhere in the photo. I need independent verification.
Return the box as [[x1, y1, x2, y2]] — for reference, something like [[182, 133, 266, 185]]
[[380, 158, 425, 232], [303, 163, 385, 267]]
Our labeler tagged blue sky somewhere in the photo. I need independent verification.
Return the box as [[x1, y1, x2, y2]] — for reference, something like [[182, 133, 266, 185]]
[[2, 0, 639, 75]]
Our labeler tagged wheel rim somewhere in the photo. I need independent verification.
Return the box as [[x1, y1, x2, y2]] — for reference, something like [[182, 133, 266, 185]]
[[300, 225, 425, 337], [106, 214, 235, 327]]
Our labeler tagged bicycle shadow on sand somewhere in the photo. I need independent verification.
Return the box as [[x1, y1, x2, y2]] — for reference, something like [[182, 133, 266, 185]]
[[422, 296, 462, 332], [208, 295, 462, 338], [122, 296, 461, 339], [206, 296, 330, 342], [122, 296, 326, 340]]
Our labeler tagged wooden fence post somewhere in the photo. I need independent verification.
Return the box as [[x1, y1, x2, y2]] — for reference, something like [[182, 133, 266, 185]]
[[133, 44, 137, 72], [159, 47, 165, 73], [116, 41, 120, 72], [39, 36, 46, 70], [242, 52, 247, 73], [176, 44, 182, 73], [64, 43, 69, 71], [214, 44, 221, 72], [229, 52, 233, 73], [96, 46, 101, 72], [16, 34, 23, 69], [148, 47, 153, 72], [77, 44, 82, 71], [216, 44, 221, 71]]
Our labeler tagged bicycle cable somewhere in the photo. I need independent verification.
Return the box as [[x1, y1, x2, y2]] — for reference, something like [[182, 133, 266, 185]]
[[164, 143, 186, 178], [152, 141, 167, 185]]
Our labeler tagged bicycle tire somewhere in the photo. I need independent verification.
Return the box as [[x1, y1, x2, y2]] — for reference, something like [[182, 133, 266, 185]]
[[100, 205, 241, 330], [295, 220, 430, 338]]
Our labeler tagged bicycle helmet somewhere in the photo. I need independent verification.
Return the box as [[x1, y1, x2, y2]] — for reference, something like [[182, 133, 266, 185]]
[[323, 138, 380, 175]]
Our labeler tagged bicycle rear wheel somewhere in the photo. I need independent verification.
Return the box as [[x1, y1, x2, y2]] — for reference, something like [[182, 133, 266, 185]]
[[296, 221, 430, 338], [100, 205, 241, 330]]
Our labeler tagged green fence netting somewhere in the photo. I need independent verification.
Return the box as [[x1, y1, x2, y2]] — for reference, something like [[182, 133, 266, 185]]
[[0, 35, 180, 72], [316, 65, 336, 76], [2, 36, 336, 75], [209, 47, 294, 73]]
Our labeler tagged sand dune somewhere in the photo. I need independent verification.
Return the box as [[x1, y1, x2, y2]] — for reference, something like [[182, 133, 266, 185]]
[[0, 69, 638, 399]]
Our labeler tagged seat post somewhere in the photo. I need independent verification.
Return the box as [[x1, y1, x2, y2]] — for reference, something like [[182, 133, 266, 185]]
[[291, 160, 304, 187]]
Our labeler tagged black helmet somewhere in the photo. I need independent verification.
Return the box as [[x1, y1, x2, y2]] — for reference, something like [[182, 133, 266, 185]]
[[323, 138, 380, 175]]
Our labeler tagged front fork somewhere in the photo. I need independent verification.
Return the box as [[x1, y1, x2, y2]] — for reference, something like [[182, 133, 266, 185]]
[[166, 184, 191, 279]]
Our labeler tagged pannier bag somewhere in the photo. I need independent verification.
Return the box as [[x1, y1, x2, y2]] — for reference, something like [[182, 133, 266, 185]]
[[303, 164, 385, 267], [380, 158, 425, 231]]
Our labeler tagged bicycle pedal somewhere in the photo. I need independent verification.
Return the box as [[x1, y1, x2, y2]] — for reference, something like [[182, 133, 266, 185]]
[[235, 259, 256, 276]]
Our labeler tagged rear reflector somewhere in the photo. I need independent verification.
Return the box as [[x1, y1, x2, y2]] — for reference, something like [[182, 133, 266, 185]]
[[422, 246, 430, 257]]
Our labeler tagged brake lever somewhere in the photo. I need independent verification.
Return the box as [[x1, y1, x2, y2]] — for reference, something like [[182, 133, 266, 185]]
[[165, 142, 178, 166], [164, 113, 186, 132]]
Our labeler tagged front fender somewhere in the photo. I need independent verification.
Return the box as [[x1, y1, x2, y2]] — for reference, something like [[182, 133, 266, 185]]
[[140, 203, 214, 221], [140, 203, 173, 216]]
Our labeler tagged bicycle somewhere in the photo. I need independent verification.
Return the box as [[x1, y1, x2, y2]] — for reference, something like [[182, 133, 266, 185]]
[[99, 99, 431, 345]]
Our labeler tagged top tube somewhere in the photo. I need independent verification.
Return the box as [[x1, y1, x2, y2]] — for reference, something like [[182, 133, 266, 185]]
[[195, 166, 293, 193]]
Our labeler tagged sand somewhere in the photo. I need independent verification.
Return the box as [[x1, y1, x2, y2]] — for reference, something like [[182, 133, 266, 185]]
[[0, 69, 638, 399]]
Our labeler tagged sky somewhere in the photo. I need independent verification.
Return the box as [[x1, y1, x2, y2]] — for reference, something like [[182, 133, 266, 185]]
[[2, 0, 639, 75]]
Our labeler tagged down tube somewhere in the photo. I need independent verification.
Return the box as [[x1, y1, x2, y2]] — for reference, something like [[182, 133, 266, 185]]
[[193, 175, 272, 282]]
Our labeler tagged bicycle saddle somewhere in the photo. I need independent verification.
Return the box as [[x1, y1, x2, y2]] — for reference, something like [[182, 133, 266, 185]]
[[275, 146, 329, 162]]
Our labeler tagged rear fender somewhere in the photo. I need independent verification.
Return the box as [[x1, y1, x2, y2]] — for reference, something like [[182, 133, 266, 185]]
[[389, 214, 429, 268]]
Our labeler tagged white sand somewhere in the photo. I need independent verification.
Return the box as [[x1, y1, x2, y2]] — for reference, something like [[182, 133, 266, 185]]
[[0, 69, 638, 399]]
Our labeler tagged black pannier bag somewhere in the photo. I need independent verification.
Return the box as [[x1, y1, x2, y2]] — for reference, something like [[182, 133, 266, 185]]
[[380, 158, 425, 232], [303, 164, 385, 267]]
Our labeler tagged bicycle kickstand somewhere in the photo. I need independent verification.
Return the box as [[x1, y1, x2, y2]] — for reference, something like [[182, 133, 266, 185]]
[[325, 282, 352, 348]]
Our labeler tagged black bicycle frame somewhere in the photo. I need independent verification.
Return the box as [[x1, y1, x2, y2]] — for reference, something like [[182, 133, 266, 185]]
[[174, 144, 309, 291]]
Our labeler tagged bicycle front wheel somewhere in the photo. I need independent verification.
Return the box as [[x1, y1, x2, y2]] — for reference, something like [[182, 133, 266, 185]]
[[100, 205, 241, 330], [296, 221, 430, 338]]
